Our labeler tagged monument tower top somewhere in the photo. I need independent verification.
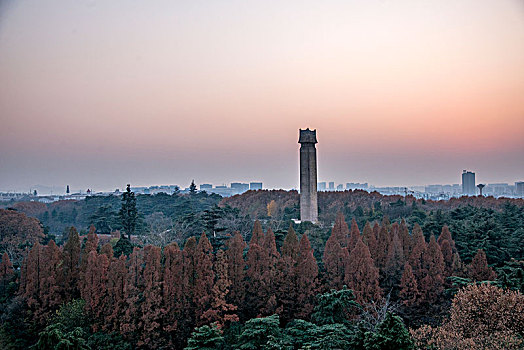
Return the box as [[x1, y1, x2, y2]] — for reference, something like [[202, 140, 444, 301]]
[[298, 128, 317, 144]]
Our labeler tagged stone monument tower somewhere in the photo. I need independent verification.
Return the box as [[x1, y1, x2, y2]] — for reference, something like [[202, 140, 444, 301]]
[[299, 128, 318, 223]]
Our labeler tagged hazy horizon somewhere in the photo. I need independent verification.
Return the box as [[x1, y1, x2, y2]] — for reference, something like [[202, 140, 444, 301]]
[[1, 0, 523, 193]]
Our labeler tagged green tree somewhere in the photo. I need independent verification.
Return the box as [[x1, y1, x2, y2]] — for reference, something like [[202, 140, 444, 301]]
[[189, 180, 197, 194], [311, 286, 360, 326], [236, 314, 281, 350], [185, 323, 224, 350], [119, 184, 138, 240], [364, 312, 414, 350], [33, 299, 90, 350], [112, 237, 134, 257]]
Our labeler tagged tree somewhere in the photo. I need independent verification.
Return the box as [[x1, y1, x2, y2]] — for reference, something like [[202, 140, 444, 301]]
[[266, 200, 277, 217], [33, 299, 89, 350], [398, 262, 418, 307], [469, 249, 497, 281], [364, 312, 414, 350], [140, 245, 163, 347], [419, 235, 444, 304], [408, 224, 426, 282], [411, 284, 524, 349], [225, 232, 246, 308], [295, 233, 319, 319], [348, 218, 361, 252], [345, 237, 382, 304], [105, 255, 127, 333], [0, 252, 14, 287], [245, 223, 267, 318], [276, 226, 299, 322], [201, 250, 238, 327], [194, 233, 215, 325], [185, 323, 224, 350], [384, 230, 405, 292], [189, 180, 197, 194], [0, 209, 44, 266], [332, 212, 350, 247], [311, 286, 360, 326], [62, 227, 81, 300], [83, 251, 109, 332], [438, 225, 456, 278], [260, 228, 279, 316], [113, 237, 133, 257], [119, 184, 138, 240], [323, 230, 348, 290], [121, 247, 144, 339], [162, 242, 184, 340], [361, 222, 377, 255], [236, 314, 281, 350]]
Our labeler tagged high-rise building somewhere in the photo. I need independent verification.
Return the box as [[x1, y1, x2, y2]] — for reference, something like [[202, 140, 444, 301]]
[[516, 182, 524, 196], [328, 182, 335, 190], [200, 184, 212, 190], [231, 182, 249, 193], [336, 184, 343, 191], [317, 182, 326, 191], [299, 128, 318, 223], [250, 182, 263, 190], [462, 170, 476, 195]]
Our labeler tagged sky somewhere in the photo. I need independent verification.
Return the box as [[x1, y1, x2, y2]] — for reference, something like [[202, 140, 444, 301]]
[[1, 0, 523, 193]]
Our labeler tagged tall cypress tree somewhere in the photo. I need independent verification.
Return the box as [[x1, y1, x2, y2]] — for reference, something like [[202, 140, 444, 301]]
[[119, 184, 138, 240]]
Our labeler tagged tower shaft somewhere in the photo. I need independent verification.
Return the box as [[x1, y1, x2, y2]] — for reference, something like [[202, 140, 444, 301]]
[[299, 129, 318, 222]]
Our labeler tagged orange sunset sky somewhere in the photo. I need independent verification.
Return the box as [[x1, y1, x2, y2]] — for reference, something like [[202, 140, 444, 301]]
[[1, 0, 523, 192]]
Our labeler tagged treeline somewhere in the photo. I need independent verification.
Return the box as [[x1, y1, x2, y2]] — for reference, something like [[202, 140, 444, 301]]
[[2, 214, 517, 349], [4, 191, 223, 237], [223, 190, 524, 277]]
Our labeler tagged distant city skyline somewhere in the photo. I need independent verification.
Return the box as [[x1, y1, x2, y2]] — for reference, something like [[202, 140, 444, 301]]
[[1, 0, 523, 192]]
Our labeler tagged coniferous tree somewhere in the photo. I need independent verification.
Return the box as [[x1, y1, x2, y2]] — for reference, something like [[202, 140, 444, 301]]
[[100, 242, 114, 259], [185, 323, 224, 350], [189, 180, 197, 194], [106, 254, 127, 333], [323, 229, 348, 290], [420, 235, 445, 304], [384, 230, 405, 292], [181, 237, 198, 337], [399, 219, 412, 258], [332, 212, 350, 247], [0, 252, 13, 287], [225, 232, 246, 310], [348, 218, 361, 252], [194, 233, 215, 326], [62, 227, 81, 300], [364, 312, 414, 350], [260, 228, 279, 316], [201, 250, 239, 327], [119, 184, 138, 240], [469, 249, 497, 281], [375, 223, 390, 273], [163, 242, 183, 339], [121, 247, 144, 339], [362, 222, 377, 254], [39, 240, 62, 318], [345, 236, 382, 304], [408, 224, 426, 282], [295, 233, 319, 320], [83, 250, 109, 332], [399, 262, 419, 307], [277, 226, 299, 322], [437, 225, 455, 278], [245, 223, 266, 318], [140, 245, 163, 347]]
